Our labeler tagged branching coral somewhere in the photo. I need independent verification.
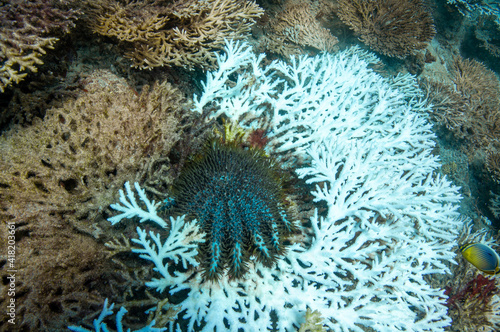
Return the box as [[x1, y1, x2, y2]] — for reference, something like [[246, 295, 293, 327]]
[[446, 274, 500, 331], [475, 15, 500, 58], [0, 70, 188, 231], [336, 0, 435, 58], [89, 0, 263, 70], [68, 299, 167, 332], [264, 2, 338, 56], [298, 308, 326, 332], [447, 0, 500, 26], [0, 70, 193, 330], [489, 191, 500, 219], [423, 56, 500, 147], [0, 0, 79, 92], [99, 40, 462, 331], [486, 149, 500, 184]]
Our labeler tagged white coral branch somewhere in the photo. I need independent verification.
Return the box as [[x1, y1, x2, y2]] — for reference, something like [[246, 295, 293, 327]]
[[108, 181, 167, 228], [132, 215, 205, 293]]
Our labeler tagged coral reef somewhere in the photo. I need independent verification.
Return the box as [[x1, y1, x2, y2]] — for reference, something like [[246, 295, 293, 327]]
[[0, 216, 109, 330], [68, 299, 167, 332], [263, 1, 338, 56], [298, 308, 326, 332], [172, 139, 295, 281], [0, 71, 190, 330], [336, 0, 435, 58], [0, 0, 79, 92], [474, 15, 500, 58], [486, 149, 500, 184], [101, 41, 462, 331], [489, 191, 500, 219], [447, 0, 500, 26], [88, 0, 263, 70], [0, 70, 188, 231], [446, 274, 500, 331], [439, 220, 500, 331], [423, 56, 500, 147]]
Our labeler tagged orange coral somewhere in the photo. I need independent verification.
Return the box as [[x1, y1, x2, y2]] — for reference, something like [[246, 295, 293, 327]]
[[337, 0, 435, 58]]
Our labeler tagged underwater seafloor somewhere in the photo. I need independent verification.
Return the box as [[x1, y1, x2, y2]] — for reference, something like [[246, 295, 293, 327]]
[[1, 0, 500, 331]]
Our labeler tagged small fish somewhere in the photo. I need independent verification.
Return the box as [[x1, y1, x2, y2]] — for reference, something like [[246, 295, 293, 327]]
[[460, 243, 500, 275]]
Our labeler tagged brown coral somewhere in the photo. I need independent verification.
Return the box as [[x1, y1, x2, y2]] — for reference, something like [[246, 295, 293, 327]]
[[336, 0, 435, 58], [423, 56, 500, 147], [0, 0, 79, 92], [89, 0, 263, 70], [475, 16, 500, 58], [445, 272, 500, 331], [0, 70, 189, 233], [0, 70, 194, 330], [264, 1, 338, 56], [487, 150, 500, 184]]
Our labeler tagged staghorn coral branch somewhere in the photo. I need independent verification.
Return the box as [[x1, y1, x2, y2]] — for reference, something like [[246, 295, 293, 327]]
[[108, 182, 167, 228]]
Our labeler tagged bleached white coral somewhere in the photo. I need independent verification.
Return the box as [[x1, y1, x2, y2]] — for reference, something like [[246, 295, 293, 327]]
[[68, 298, 166, 332], [105, 40, 463, 331]]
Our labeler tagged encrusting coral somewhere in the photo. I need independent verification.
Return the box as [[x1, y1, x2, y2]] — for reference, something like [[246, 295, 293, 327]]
[[337, 0, 436, 58], [0, 0, 79, 92], [88, 0, 263, 70], [79, 40, 463, 332]]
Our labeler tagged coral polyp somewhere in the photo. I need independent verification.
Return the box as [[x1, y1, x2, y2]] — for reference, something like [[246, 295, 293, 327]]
[[172, 139, 295, 281]]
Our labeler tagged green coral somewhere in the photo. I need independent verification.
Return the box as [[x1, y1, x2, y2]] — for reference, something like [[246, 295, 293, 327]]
[[299, 308, 326, 332]]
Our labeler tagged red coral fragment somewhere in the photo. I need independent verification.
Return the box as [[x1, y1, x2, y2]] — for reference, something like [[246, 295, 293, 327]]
[[446, 274, 497, 308], [247, 129, 268, 149]]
